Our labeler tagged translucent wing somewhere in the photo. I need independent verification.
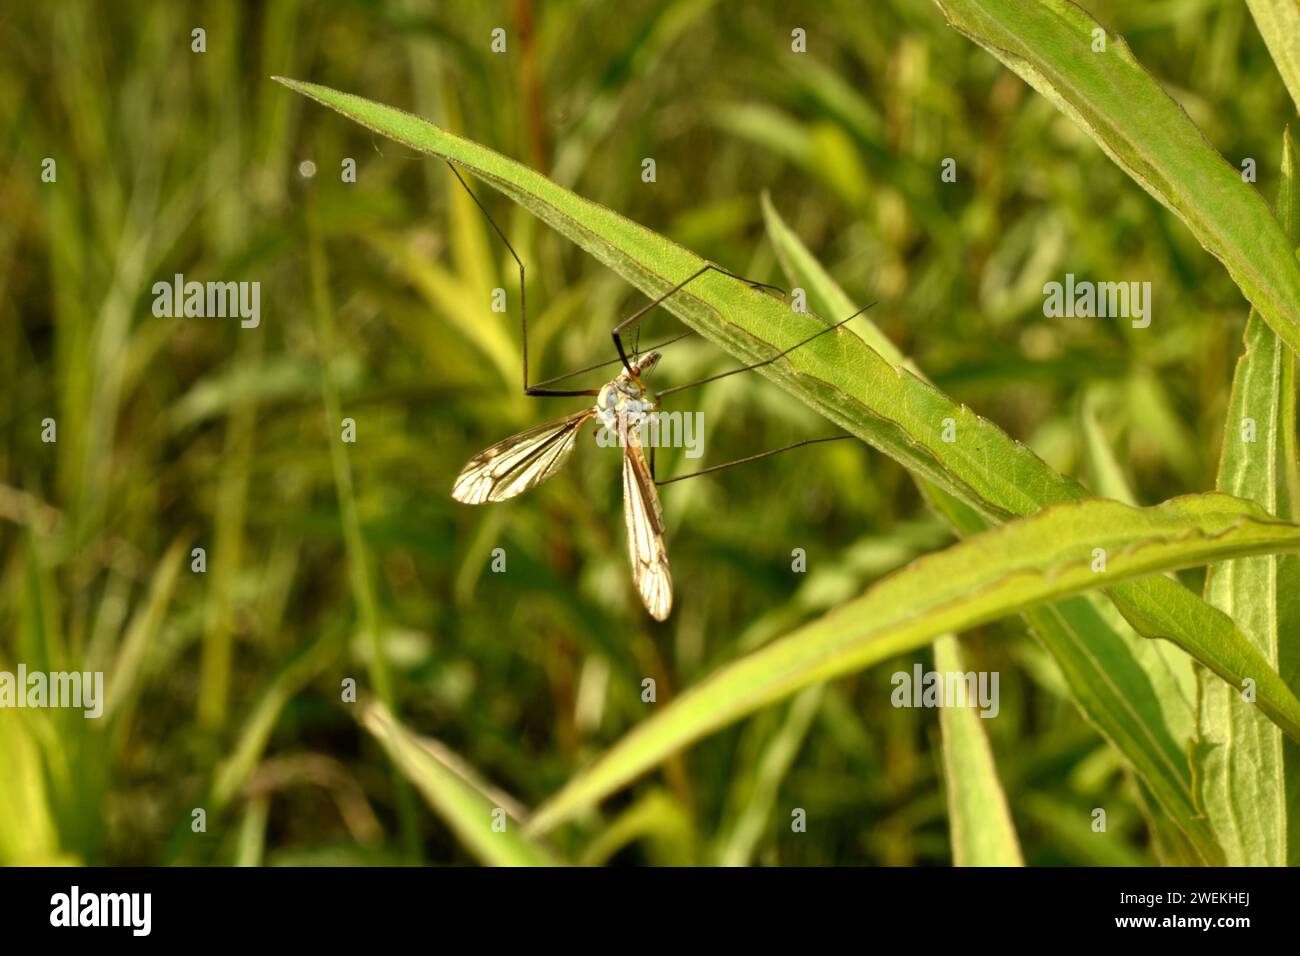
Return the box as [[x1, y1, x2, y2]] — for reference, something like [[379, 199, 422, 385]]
[[621, 430, 672, 620], [452, 410, 595, 504]]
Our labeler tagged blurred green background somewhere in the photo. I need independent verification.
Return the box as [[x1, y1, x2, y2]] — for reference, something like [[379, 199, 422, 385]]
[[0, 0, 1294, 866]]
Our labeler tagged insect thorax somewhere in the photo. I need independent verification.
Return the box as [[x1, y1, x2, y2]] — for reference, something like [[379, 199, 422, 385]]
[[596, 376, 655, 432]]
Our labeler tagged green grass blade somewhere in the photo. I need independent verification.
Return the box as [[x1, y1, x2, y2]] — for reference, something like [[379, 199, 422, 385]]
[[933, 633, 1023, 866], [712, 684, 825, 867], [527, 493, 1300, 834], [550, 0, 721, 187], [306, 197, 421, 855], [1019, 793, 1148, 867], [578, 790, 696, 866], [234, 796, 270, 868], [307, 203, 391, 706], [933, 0, 1300, 355], [103, 535, 189, 722], [0, 712, 67, 865], [1247, 0, 1300, 115], [1197, 128, 1300, 866], [1019, 599, 1219, 862], [1080, 392, 1138, 506], [209, 634, 342, 810], [361, 703, 561, 867]]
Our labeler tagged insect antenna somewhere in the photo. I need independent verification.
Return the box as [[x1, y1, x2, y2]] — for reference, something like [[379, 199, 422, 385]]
[[610, 264, 787, 375], [515, 261, 788, 390], [650, 299, 878, 485]]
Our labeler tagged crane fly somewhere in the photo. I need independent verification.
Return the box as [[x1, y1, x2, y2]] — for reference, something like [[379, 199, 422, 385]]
[[442, 160, 872, 620], [453, 351, 672, 619]]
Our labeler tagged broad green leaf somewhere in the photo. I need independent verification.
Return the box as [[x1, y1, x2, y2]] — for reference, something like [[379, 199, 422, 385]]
[[927, 491, 1220, 863], [764, 198, 1219, 861], [1247, 0, 1300, 115], [361, 703, 560, 867], [527, 493, 1300, 834], [933, 0, 1300, 356], [933, 633, 1024, 866], [1197, 128, 1300, 866], [1019, 598, 1217, 862]]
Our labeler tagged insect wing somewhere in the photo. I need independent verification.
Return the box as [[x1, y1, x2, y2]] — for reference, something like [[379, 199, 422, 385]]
[[621, 433, 672, 620], [452, 410, 594, 504]]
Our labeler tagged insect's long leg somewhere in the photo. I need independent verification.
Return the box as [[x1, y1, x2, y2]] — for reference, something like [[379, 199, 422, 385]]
[[531, 330, 696, 390], [655, 436, 851, 486], [612, 265, 787, 375], [445, 162, 596, 398], [656, 302, 876, 399], [652, 300, 874, 484]]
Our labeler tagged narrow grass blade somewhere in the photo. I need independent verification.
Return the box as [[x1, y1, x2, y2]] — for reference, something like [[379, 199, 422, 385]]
[[1196, 128, 1300, 866], [713, 684, 825, 867], [1019, 794, 1148, 867], [933, 634, 1023, 866], [306, 198, 419, 854], [196, 413, 251, 731], [234, 796, 270, 868], [933, 0, 1300, 355], [103, 534, 189, 722], [1080, 391, 1137, 506], [527, 493, 1300, 834], [550, 0, 720, 187], [1247, 0, 1300, 115], [307, 203, 391, 706], [0, 712, 67, 865], [210, 634, 342, 809], [362, 231, 518, 387], [579, 790, 696, 866], [361, 703, 561, 867]]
